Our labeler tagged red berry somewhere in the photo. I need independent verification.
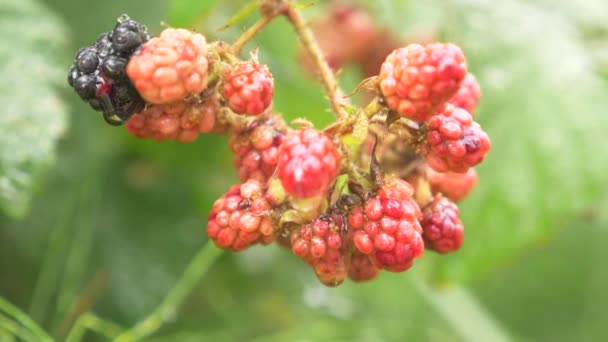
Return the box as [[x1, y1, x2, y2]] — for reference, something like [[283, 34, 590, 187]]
[[291, 214, 348, 287], [426, 166, 478, 202], [127, 28, 209, 104], [207, 180, 276, 251], [424, 104, 491, 173], [420, 196, 463, 254], [348, 178, 424, 272], [229, 115, 288, 182], [379, 43, 467, 122], [223, 62, 274, 116], [277, 128, 341, 199], [348, 251, 380, 282], [300, 3, 377, 75], [449, 73, 481, 114], [126, 98, 219, 142]]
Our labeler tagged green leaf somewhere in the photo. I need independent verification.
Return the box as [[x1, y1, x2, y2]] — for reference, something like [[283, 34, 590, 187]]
[[0, 0, 69, 219], [366, 0, 608, 282]]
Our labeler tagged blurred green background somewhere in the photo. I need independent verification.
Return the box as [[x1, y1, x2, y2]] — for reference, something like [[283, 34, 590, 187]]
[[1, 0, 608, 341]]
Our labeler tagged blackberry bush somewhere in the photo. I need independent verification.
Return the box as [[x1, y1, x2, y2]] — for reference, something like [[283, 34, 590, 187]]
[[66, 2, 491, 289]]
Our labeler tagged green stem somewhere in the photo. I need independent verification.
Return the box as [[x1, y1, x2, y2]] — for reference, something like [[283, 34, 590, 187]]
[[231, 16, 274, 55], [0, 313, 36, 341], [65, 313, 123, 342], [0, 297, 53, 342], [112, 243, 223, 342], [28, 190, 80, 323], [53, 182, 99, 336]]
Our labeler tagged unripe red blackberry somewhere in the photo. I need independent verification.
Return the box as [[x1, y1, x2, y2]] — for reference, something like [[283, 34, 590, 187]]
[[127, 28, 209, 104], [348, 251, 380, 282], [67, 16, 149, 125], [299, 3, 377, 75], [424, 104, 491, 173], [291, 214, 348, 287], [379, 43, 467, 122], [448, 73, 481, 114], [229, 115, 288, 182], [125, 97, 219, 142], [348, 178, 424, 272], [277, 128, 341, 199], [207, 180, 276, 251], [223, 62, 274, 116], [420, 196, 464, 254], [426, 166, 478, 202]]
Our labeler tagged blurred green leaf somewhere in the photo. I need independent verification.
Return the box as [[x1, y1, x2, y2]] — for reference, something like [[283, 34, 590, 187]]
[[370, 0, 608, 282], [0, 0, 69, 219], [166, 0, 217, 28], [475, 195, 608, 341]]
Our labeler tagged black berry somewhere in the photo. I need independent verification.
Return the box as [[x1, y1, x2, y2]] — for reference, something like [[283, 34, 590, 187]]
[[67, 15, 150, 125], [111, 19, 148, 54]]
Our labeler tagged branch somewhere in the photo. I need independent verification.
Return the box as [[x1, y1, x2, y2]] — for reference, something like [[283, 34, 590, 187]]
[[231, 16, 274, 55], [282, 5, 349, 120]]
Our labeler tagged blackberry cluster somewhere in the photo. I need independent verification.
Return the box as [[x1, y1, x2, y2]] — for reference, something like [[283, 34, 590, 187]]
[[66, 7, 494, 288], [67, 16, 150, 125]]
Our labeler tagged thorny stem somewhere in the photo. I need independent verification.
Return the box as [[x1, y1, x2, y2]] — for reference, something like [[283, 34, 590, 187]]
[[362, 97, 385, 119], [282, 5, 350, 120], [231, 16, 275, 55], [112, 243, 223, 342]]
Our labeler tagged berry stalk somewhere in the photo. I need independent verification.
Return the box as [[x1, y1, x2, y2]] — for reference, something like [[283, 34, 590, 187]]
[[230, 13, 279, 55]]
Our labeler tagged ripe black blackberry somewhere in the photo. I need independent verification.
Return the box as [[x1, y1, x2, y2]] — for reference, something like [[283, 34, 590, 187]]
[[67, 15, 150, 125]]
